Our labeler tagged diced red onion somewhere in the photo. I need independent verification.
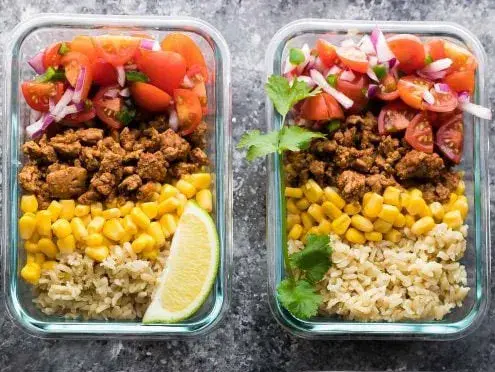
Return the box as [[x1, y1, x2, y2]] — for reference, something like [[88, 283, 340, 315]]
[[55, 104, 80, 122], [181, 75, 195, 88], [74, 101, 85, 111], [459, 101, 492, 119], [295, 75, 316, 88], [72, 66, 86, 104], [341, 39, 356, 48], [49, 98, 55, 112], [366, 67, 379, 82], [310, 69, 354, 109], [421, 58, 452, 73], [26, 113, 54, 138], [50, 88, 74, 117], [367, 84, 379, 98], [30, 109, 42, 123], [124, 64, 138, 71], [340, 70, 355, 82], [423, 90, 435, 105], [327, 65, 342, 76], [358, 35, 375, 55], [28, 51, 46, 74], [140, 39, 155, 50], [168, 108, 179, 131], [306, 55, 316, 70], [434, 83, 451, 93], [116, 65, 125, 87], [458, 91, 470, 103], [388, 58, 397, 69], [119, 88, 130, 97], [370, 27, 396, 62], [104, 88, 120, 98], [417, 69, 447, 80]]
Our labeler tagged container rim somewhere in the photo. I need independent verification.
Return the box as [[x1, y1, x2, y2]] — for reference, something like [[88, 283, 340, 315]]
[[265, 18, 491, 340]]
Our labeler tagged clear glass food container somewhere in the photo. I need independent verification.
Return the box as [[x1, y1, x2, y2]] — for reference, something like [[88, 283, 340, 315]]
[[2, 14, 232, 339], [265, 19, 490, 340]]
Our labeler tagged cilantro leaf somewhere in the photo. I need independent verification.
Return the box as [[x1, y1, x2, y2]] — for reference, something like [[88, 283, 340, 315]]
[[277, 279, 322, 319], [237, 130, 279, 161], [278, 126, 326, 153], [116, 107, 136, 126], [265, 75, 313, 120], [290, 234, 332, 283], [126, 71, 149, 83]]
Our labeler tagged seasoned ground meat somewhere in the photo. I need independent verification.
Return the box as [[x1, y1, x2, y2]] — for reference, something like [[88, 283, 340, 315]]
[[119, 174, 143, 194], [79, 147, 100, 172], [137, 152, 168, 182], [22, 137, 57, 164], [46, 166, 87, 199], [395, 150, 444, 179], [190, 148, 209, 166], [119, 127, 139, 151], [170, 162, 198, 178], [160, 129, 190, 161], [186, 122, 208, 150], [137, 182, 156, 201], [91, 172, 117, 196], [337, 170, 367, 201], [77, 128, 104, 144], [19, 164, 42, 193]]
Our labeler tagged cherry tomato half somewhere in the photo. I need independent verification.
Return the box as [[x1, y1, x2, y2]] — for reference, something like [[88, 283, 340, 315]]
[[137, 50, 187, 95], [443, 41, 477, 73], [336, 72, 369, 113], [92, 58, 118, 86], [61, 52, 93, 103], [405, 112, 434, 153], [300, 92, 344, 121], [63, 107, 96, 126], [130, 82, 171, 112], [70, 35, 98, 63], [161, 33, 206, 75], [173, 89, 203, 135], [425, 39, 446, 61], [435, 116, 464, 164], [378, 101, 417, 135], [336, 46, 369, 74], [43, 42, 64, 69], [397, 75, 433, 110], [94, 85, 124, 129], [316, 39, 338, 68], [387, 34, 426, 73], [21, 81, 64, 112], [443, 68, 475, 94], [424, 88, 458, 113], [376, 73, 399, 101], [93, 35, 140, 67]]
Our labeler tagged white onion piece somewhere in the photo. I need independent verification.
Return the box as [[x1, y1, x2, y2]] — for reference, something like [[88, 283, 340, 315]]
[[26, 113, 54, 138], [50, 88, 74, 117], [30, 109, 42, 123], [340, 70, 355, 82], [124, 64, 138, 71], [370, 27, 396, 62], [310, 69, 354, 109], [434, 83, 451, 93], [295, 44, 311, 75], [119, 88, 130, 97], [295, 75, 316, 88], [459, 101, 492, 119], [72, 66, 87, 104], [116, 65, 125, 87], [104, 88, 120, 98], [49, 98, 55, 112], [55, 104, 79, 122], [341, 39, 355, 48], [421, 58, 452, 73], [366, 67, 379, 82], [422, 90, 435, 105], [168, 109, 179, 131], [358, 35, 375, 55], [28, 51, 46, 74], [368, 56, 378, 67], [327, 65, 342, 76]]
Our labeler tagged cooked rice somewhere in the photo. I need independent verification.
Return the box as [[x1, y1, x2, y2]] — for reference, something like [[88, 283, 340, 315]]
[[289, 223, 469, 322], [34, 242, 170, 320]]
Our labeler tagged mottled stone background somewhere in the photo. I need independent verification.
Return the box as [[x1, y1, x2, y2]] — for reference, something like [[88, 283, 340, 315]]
[[1, 1, 495, 371]]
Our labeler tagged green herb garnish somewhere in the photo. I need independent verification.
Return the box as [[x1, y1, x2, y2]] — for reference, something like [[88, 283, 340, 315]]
[[327, 119, 341, 133], [126, 71, 149, 83], [424, 54, 433, 65], [326, 74, 337, 88], [289, 48, 305, 65], [58, 42, 70, 55], [35, 67, 66, 83], [372, 64, 387, 80], [116, 107, 136, 125]]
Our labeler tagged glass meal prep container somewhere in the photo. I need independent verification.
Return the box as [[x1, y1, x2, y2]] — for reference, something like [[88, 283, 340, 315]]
[[265, 19, 490, 340], [2, 14, 232, 339]]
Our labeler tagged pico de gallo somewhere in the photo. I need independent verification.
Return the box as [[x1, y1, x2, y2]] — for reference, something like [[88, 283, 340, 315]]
[[23, 33, 208, 137]]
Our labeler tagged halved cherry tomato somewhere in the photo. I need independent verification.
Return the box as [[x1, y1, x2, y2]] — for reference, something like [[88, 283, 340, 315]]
[[378, 101, 416, 134], [21, 81, 64, 111], [376, 73, 399, 101], [70, 35, 97, 63], [444, 68, 475, 94], [61, 52, 93, 102], [300, 92, 344, 121], [397, 76, 433, 110], [174, 89, 203, 135], [387, 34, 425, 73], [336, 47, 369, 74], [92, 58, 118, 86], [405, 112, 434, 153], [130, 82, 171, 112], [63, 107, 96, 126], [192, 80, 208, 113], [316, 39, 337, 68], [336, 72, 369, 113], [161, 33, 206, 77], [187, 64, 209, 83], [425, 39, 446, 61], [94, 85, 124, 129], [43, 42, 64, 69], [433, 110, 463, 130], [436, 116, 463, 164], [136, 50, 187, 95], [424, 88, 458, 113], [93, 35, 140, 66], [443, 41, 477, 72]]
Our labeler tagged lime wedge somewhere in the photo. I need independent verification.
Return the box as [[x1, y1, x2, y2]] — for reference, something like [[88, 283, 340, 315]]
[[143, 201, 219, 324]]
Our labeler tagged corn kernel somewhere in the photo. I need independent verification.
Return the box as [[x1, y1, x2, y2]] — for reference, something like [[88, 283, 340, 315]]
[[287, 214, 301, 229], [21, 195, 38, 213], [363, 193, 383, 218], [130, 207, 151, 229], [295, 198, 310, 211], [158, 197, 180, 216], [373, 219, 393, 234], [59, 200, 76, 220], [176, 180, 197, 199], [52, 219, 72, 239], [383, 186, 401, 207], [119, 201, 135, 216], [429, 202, 445, 222], [285, 187, 303, 199], [318, 219, 332, 235], [322, 201, 342, 220], [343, 202, 361, 215], [102, 208, 121, 220], [24, 240, 39, 253], [350, 214, 374, 232], [85, 246, 109, 262], [26, 253, 35, 264], [102, 219, 125, 241], [365, 231, 383, 242], [286, 199, 299, 214], [400, 192, 411, 210], [384, 229, 402, 243], [74, 204, 90, 217], [160, 214, 177, 235], [411, 216, 435, 236], [409, 188, 423, 198], [160, 184, 178, 201], [120, 232, 133, 244], [324, 187, 345, 209], [288, 224, 302, 240], [71, 217, 88, 241], [38, 238, 57, 259], [47, 201, 62, 221], [405, 215, 416, 228], [378, 204, 400, 224], [196, 189, 213, 212], [122, 215, 138, 235], [418, 203, 433, 218], [19, 214, 37, 240], [141, 202, 158, 219], [81, 215, 92, 227], [308, 204, 325, 223], [393, 213, 406, 228], [42, 261, 57, 271], [147, 222, 166, 248], [363, 192, 373, 205], [85, 233, 104, 247], [141, 249, 159, 261], [34, 253, 45, 265], [190, 173, 212, 190], [21, 262, 41, 284], [406, 195, 427, 216], [443, 210, 463, 229], [57, 234, 76, 254], [301, 212, 315, 230], [87, 216, 105, 234], [331, 214, 352, 235], [345, 228, 366, 244], [455, 180, 466, 195], [451, 199, 469, 219], [302, 179, 324, 203], [90, 202, 104, 217], [36, 211, 52, 237], [132, 233, 154, 253]]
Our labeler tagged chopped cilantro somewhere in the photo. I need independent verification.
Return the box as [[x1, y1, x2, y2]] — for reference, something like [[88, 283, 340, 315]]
[[58, 42, 70, 55], [125, 71, 149, 83], [372, 64, 387, 80], [327, 119, 341, 133], [277, 279, 322, 319], [35, 67, 65, 83], [116, 107, 136, 126], [290, 234, 332, 283]]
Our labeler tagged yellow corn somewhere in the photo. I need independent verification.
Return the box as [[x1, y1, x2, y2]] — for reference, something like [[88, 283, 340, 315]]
[[302, 179, 324, 203], [147, 222, 166, 248], [34, 253, 45, 265], [287, 214, 301, 229], [119, 201, 135, 216], [318, 219, 332, 235], [122, 215, 138, 235], [324, 187, 345, 209], [21, 262, 41, 284], [87, 216, 105, 233], [196, 190, 213, 212], [288, 224, 303, 240], [132, 233, 154, 253], [331, 214, 351, 235], [26, 253, 35, 264], [409, 188, 423, 198], [119, 232, 133, 244], [363, 193, 383, 218], [429, 202, 445, 222], [176, 180, 197, 199], [102, 208, 121, 220], [393, 213, 406, 228], [90, 202, 104, 217], [74, 204, 90, 217], [363, 192, 373, 205], [443, 210, 463, 229], [301, 212, 315, 230], [322, 201, 342, 220], [383, 186, 401, 207], [350, 214, 374, 232], [286, 199, 299, 214], [308, 204, 325, 223], [102, 219, 125, 241], [418, 203, 433, 218], [400, 192, 411, 210], [378, 204, 400, 224], [57, 234, 76, 254], [345, 228, 366, 244], [373, 218, 393, 234], [36, 211, 52, 237], [456, 180, 466, 195], [130, 207, 151, 229], [24, 240, 39, 253], [85, 246, 109, 262], [71, 217, 88, 241], [141, 202, 158, 219], [176, 193, 188, 217], [158, 197, 180, 216], [406, 195, 426, 216], [19, 213, 37, 240], [405, 215, 416, 228], [38, 238, 57, 259], [365, 231, 383, 242], [189, 173, 212, 190], [384, 229, 402, 243], [81, 215, 92, 227], [85, 233, 104, 247], [42, 260, 57, 271], [52, 219, 72, 239], [344, 202, 361, 216], [411, 216, 435, 236], [285, 187, 303, 199], [21, 195, 38, 213], [160, 214, 177, 235], [59, 200, 76, 220], [295, 198, 310, 211], [47, 201, 62, 221], [451, 199, 468, 219], [141, 249, 159, 261], [160, 184, 178, 201]]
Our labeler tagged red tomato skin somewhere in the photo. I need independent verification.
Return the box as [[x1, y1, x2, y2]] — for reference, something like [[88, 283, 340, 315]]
[[336, 47, 369, 73], [316, 39, 337, 68], [435, 118, 463, 164], [62, 107, 96, 126], [387, 34, 426, 73], [21, 81, 64, 112], [405, 112, 434, 153], [424, 89, 458, 113], [376, 90, 399, 101], [92, 58, 118, 86], [173, 89, 203, 135], [378, 101, 416, 135], [94, 85, 123, 129], [61, 52, 93, 102], [130, 82, 171, 112], [93, 35, 140, 67], [137, 51, 187, 95], [43, 42, 63, 69], [70, 35, 98, 63], [444, 69, 475, 94], [161, 33, 206, 70], [187, 63, 209, 83], [426, 39, 446, 61], [397, 76, 433, 110], [336, 72, 369, 113], [300, 93, 344, 121]]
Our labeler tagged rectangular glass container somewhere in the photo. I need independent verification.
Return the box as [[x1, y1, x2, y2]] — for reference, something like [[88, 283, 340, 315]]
[[3, 14, 232, 339], [265, 19, 490, 340]]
